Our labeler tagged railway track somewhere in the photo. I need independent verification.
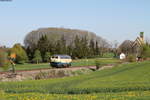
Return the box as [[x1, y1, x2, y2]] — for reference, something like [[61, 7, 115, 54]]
[[0, 64, 115, 75], [0, 66, 97, 74]]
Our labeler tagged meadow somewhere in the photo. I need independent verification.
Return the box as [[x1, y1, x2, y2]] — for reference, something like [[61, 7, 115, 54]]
[[0, 61, 150, 99]]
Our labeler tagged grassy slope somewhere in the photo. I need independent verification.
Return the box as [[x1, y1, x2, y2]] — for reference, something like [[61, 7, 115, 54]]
[[0, 61, 150, 94]]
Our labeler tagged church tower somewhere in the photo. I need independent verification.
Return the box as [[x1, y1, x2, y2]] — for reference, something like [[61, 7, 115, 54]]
[[132, 32, 145, 56], [140, 32, 144, 43]]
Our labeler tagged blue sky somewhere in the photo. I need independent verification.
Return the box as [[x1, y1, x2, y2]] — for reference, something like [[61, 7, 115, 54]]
[[0, 0, 150, 47]]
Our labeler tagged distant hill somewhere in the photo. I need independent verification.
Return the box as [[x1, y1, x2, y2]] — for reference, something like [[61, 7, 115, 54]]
[[24, 27, 109, 48]]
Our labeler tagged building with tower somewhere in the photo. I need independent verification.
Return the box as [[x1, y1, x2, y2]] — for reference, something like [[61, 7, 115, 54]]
[[132, 32, 145, 57]]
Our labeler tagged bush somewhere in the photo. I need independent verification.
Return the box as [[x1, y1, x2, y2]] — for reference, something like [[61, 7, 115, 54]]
[[11, 44, 28, 64], [141, 44, 150, 59], [35, 71, 48, 80], [0, 49, 10, 69], [102, 53, 115, 58], [95, 59, 102, 70], [126, 55, 136, 62]]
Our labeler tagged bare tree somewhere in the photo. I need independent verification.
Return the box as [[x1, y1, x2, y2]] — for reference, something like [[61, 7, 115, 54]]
[[119, 40, 133, 55], [24, 27, 109, 49]]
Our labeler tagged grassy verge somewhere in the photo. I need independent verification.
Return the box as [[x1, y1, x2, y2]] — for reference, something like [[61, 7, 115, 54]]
[[71, 58, 120, 67]]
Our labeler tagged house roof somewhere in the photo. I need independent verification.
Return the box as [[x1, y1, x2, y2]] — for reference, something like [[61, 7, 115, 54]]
[[132, 37, 144, 47]]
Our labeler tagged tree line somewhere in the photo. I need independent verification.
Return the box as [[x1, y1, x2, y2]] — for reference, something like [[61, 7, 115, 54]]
[[26, 34, 107, 63], [0, 28, 112, 65], [0, 35, 110, 65], [23, 28, 110, 63]]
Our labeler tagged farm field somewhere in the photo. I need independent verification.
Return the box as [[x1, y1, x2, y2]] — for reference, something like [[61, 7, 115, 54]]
[[1, 58, 120, 71], [0, 61, 150, 100]]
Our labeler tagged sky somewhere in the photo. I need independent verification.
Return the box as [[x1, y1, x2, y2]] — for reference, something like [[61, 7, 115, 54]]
[[0, 0, 150, 47]]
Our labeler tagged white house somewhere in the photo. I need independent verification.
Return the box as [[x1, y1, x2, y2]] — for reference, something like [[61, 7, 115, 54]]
[[120, 53, 126, 60]]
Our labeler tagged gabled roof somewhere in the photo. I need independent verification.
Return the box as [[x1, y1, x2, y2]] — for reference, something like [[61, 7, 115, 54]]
[[119, 40, 133, 49], [132, 37, 144, 47]]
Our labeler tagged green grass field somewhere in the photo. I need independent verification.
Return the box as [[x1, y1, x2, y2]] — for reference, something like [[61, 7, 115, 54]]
[[71, 58, 120, 67], [0, 58, 120, 71], [0, 61, 150, 99]]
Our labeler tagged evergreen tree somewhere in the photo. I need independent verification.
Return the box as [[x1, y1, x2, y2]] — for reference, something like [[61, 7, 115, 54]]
[[67, 42, 73, 57], [11, 44, 28, 64], [44, 52, 51, 62], [73, 35, 81, 58], [54, 35, 67, 55], [32, 50, 42, 64], [37, 35, 49, 60], [26, 46, 33, 61], [60, 35, 67, 54], [55, 40, 62, 54], [89, 39, 95, 56], [95, 41, 100, 55], [80, 36, 89, 58]]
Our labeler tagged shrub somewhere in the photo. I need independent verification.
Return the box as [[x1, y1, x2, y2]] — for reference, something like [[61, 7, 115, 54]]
[[102, 53, 115, 58], [141, 44, 150, 59], [11, 44, 28, 64], [95, 59, 102, 70], [35, 71, 48, 80], [0, 49, 10, 70], [126, 55, 136, 62]]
